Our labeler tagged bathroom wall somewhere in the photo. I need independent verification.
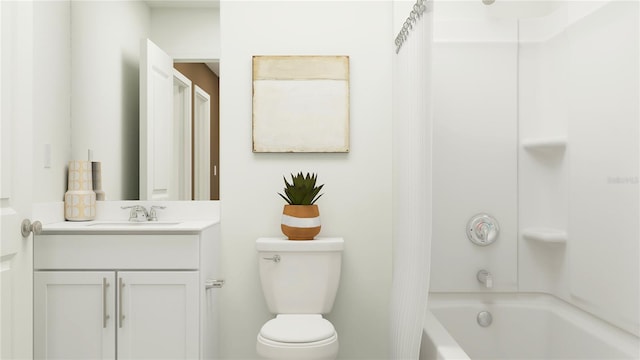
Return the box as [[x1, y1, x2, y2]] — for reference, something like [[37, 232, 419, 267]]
[[519, 1, 639, 336], [70, 1, 150, 200], [219, 1, 393, 359], [150, 7, 220, 61], [430, 15, 519, 292], [32, 1, 71, 202], [2, 2, 71, 357]]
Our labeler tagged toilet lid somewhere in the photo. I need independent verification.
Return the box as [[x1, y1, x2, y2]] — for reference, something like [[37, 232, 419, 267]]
[[260, 314, 336, 343]]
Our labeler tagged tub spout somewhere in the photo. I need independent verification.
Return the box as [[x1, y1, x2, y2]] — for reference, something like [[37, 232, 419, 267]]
[[477, 269, 493, 289]]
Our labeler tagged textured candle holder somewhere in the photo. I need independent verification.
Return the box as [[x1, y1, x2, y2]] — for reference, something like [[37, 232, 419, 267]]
[[64, 160, 96, 221]]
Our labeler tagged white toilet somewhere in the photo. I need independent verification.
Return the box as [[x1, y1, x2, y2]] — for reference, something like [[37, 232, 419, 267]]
[[256, 237, 344, 360]]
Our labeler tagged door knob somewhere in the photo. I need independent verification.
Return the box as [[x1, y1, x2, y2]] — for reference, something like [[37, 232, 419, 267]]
[[21, 219, 42, 237]]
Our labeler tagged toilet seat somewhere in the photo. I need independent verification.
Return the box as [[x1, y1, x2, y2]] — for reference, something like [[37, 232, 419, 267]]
[[256, 314, 339, 359], [260, 314, 335, 343]]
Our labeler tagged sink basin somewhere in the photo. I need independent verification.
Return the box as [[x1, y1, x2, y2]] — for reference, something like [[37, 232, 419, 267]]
[[87, 221, 182, 227]]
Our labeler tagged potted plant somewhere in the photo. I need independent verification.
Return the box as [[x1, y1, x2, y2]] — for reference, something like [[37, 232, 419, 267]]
[[278, 172, 324, 240]]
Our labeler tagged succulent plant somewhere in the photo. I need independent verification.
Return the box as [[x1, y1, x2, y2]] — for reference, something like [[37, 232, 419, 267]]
[[278, 172, 324, 205]]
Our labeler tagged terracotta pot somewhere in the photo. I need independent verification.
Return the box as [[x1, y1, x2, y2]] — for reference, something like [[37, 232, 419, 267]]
[[281, 205, 321, 240]]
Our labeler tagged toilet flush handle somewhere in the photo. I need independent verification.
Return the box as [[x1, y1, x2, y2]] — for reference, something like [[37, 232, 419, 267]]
[[263, 254, 281, 263]]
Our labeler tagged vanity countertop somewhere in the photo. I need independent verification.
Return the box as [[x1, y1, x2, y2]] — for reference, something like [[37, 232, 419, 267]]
[[41, 219, 219, 234], [35, 200, 221, 235]]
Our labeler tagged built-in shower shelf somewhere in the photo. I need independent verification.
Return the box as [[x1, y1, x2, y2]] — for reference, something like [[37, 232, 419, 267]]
[[522, 228, 567, 244], [522, 137, 567, 152]]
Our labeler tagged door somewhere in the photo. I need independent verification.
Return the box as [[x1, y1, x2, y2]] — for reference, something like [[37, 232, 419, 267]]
[[1, 1, 35, 358], [140, 38, 174, 201], [33, 272, 116, 360], [117, 271, 199, 360], [193, 85, 211, 200], [173, 69, 192, 200]]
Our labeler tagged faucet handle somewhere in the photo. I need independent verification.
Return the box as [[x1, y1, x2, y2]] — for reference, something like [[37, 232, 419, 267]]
[[121, 205, 149, 222], [148, 206, 166, 221]]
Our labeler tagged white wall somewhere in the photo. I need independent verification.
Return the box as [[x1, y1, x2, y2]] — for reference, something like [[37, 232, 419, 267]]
[[219, 1, 393, 359], [430, 16, 519, 292], [32, 1, 71, 202], [70, 1, 150, 200], [150, 7, 220, 60]]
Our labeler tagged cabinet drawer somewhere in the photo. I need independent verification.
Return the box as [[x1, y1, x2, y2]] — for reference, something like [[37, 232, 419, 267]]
[[34, 234, 199, 270]]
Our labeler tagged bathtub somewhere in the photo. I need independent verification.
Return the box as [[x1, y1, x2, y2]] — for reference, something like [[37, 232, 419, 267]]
[[420, 293, 640, 360]]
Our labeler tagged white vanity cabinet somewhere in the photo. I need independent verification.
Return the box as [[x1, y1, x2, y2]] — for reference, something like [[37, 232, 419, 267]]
[[33, 223, 220, 360], [34, 271, 117, 359]]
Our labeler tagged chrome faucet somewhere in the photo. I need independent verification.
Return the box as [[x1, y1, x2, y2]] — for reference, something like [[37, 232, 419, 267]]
[[121, 205, 149, 222], [477, 269, 493, 289], [148, 206, 166, 221]]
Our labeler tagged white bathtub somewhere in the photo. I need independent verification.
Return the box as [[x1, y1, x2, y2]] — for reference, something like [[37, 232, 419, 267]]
[[420, 293, 640, 360]]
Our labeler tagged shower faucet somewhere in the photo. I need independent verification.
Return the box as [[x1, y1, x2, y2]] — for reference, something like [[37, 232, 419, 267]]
[[477, 269, 493, 289]]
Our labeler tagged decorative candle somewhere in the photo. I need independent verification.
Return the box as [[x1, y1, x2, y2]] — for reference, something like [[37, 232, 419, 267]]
[[64, 160, 96, 221]]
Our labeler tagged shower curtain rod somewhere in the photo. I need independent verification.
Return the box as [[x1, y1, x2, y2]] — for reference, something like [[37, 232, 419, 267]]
[[394, 0, 431, 54]]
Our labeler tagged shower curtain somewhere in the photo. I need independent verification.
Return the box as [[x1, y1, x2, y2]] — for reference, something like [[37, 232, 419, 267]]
[[390, 0, 433, 358]]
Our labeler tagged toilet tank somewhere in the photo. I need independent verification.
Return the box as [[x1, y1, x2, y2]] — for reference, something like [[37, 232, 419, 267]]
[[256, 237, 344, 314]]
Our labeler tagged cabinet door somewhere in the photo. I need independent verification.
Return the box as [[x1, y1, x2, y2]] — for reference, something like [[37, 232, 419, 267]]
[[34, 271, 116, 360], [117, 271, 199, 360]]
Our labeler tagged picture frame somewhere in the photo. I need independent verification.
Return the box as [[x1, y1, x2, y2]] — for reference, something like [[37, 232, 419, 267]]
[[252, 55, 350, 153]]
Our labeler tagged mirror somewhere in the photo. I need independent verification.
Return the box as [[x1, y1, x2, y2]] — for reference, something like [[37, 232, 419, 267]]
[[70, 0, 220, 201]]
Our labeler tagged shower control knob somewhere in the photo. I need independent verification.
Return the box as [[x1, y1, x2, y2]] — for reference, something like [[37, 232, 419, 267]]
[[466, 214, 499, 246]]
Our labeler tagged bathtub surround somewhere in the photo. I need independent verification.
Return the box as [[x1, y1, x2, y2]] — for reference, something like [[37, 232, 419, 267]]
[[518, 0, 639, 337], [391, 0, 433, 358], [430, 0, 639, 346], [431, 13, 519, 292]]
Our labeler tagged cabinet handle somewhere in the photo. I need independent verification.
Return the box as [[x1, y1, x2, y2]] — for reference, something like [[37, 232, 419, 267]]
[[102, 278, 110, 328], [119, 278, 125, 328]]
